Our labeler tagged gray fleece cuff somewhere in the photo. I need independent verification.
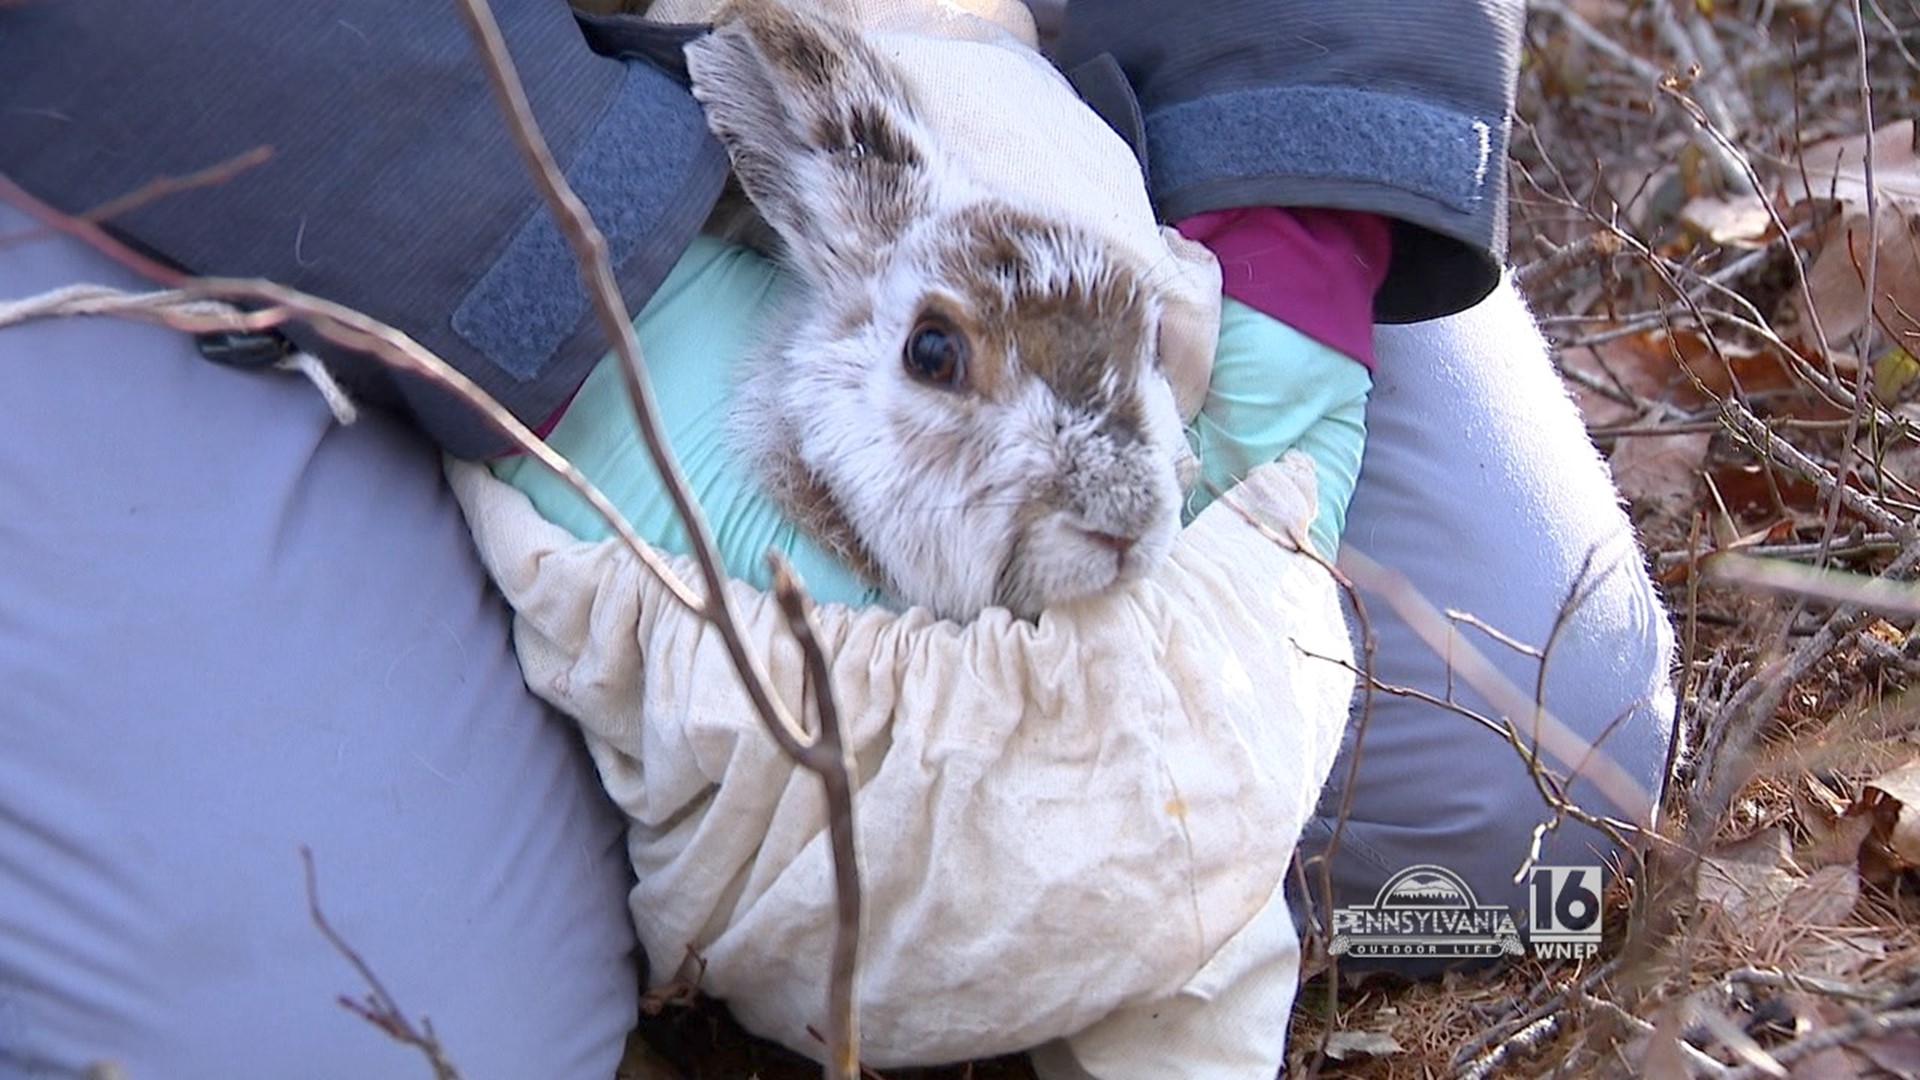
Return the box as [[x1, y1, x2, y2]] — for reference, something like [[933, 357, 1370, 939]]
[[1144, 85, 1495, 223], [1141, 84, 1508, 322], [452, 61, 727, 384]]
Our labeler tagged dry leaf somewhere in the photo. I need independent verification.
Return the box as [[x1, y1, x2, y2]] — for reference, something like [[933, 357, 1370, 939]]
[[1702, 463, 1821, 520], [1785, 120, 1920, 358], [1854, 758, 1920, 872], [1323, 1030, 1403, 1061], [1609, 428, 1712, 511], [1874, 344, 1920, 404], [1561, 332, 1737, 512], [1697, 830, 1798, 920], [1791, 1046, 1868, 1080], [1851, 1029, 1920, 1078], [1868, 619, 1908, 649], [1774, 868, 1878, 981], [1695, 831, 1869, 972], [1796, 929, 1887, 980], [1718, 826, 1795, 865], [1800, 206, 1920, 353], [1683, 193, 1778, 247], [1797, 119, 1920, 207], [1640, 1001, 1695, 1080], [1780, 864, 1860, 925], [1799, 777, 1878, 869]]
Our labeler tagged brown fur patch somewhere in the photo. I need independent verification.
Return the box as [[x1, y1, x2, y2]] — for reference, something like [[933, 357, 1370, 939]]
[[761, 443, 886, 590], [753, 7, 841, 88], [934, 205, 1153, 440], [845, 104, 920, 167], [807, 101, 921, 176]]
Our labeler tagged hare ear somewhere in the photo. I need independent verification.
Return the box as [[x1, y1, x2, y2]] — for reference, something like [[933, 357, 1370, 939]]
[[685, 3, 931, 264]]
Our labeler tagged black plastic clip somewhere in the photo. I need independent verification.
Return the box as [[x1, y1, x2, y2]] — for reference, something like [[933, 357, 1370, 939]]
[[196, 329, 294, 370]]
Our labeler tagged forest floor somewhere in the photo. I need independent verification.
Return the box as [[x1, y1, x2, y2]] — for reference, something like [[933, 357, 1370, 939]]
[[632, 2, 1920, 1077]]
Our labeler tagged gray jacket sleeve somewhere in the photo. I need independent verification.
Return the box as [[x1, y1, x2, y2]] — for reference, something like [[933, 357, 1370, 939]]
[[1051, 0, 1524, 322], [0, 2, 729, 457]]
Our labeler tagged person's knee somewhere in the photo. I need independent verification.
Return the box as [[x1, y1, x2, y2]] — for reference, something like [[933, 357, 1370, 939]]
[[1312, 274, 1678, 977], [1433, 551, 1676, 901], [1303, 543, 1675, 949], [1535, 534, 1679, 823]]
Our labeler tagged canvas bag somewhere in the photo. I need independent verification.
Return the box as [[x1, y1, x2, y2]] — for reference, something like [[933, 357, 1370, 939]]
[[448, 453, 1352, 1074]]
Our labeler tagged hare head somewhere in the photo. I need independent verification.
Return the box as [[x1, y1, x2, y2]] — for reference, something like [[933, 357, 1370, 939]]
[[686, 0, 1198, 620]]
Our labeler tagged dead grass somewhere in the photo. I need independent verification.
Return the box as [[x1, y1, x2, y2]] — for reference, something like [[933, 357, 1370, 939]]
[[1276, 2, 1920, 1077]]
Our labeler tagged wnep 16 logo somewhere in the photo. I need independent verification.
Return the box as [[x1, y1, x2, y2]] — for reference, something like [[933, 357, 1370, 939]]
[[1527, 865, 1605, 959], [1328, 864, 1604, 960]]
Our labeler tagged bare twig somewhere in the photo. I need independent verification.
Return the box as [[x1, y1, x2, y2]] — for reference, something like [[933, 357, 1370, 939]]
[[1652, 82, 1837, 376], [1708, 551, 1920, 616], [1590, 993, 1735, 1078], [445, 3, 865, 1074], [1720, 1006, 1920, 1080], [0, 280, 706, 612], [302, 847, 464, 1080], [1532, 0, 1666, 84], [1691, 1005, 1789, 1079], [1, 251, 868, 1080], [446, 0, 815, 750], [1336, 545, 1656, 824], [1652, 4, 1755, 192], [1515, 229, 1624, 291], [770, 554, 863, 1080], [0, 145, 275, 255], [1456, 1013, 1560, 1080], [1698, 537, 1920, 807], [0, 173, 186, 286], [1728, 966, 1893, 1004], [1847, 1, 1883, 376], [1450, 958, 1624, 1068], [1211, 494, 1380, 1080], [1718, 399, 1912, 539], [1654, 532, 1902, 572], [1532, 0, 1753, 191]]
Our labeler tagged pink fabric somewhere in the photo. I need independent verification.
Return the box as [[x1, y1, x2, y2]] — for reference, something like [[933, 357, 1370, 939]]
[[489, 389, 580, 461], [1176, 207, 1392, 370]]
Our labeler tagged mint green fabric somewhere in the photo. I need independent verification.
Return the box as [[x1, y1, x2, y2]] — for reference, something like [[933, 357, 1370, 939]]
[[492, 237, 1369, 608], [491, 235, 884, 607], [1187, 298, 1371, 560]]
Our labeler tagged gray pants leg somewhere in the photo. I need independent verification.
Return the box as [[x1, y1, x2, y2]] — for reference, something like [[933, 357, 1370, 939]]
[[0, 213, 638, 1076], [1300, 279, 1676, 962]]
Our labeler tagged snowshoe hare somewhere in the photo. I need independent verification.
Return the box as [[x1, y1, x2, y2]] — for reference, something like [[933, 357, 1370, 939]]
[[685, 0, 1206, 620]]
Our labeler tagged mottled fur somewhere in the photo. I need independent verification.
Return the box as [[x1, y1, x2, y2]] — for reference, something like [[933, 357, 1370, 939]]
[[688, 0, 1194, 619]]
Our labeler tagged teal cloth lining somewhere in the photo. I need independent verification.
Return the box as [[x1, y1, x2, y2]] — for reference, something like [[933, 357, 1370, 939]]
[[491, 236, 1370, 610]]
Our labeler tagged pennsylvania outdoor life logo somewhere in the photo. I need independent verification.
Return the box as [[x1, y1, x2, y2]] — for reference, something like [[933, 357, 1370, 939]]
[[1329, 863, 1602, 960]]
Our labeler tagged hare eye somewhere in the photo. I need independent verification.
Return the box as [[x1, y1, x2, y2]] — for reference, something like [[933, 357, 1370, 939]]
[[903, 316, 969, 389]]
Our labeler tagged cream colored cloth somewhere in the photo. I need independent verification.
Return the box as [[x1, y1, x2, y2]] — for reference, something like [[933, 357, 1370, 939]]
[[650, 0, 1222, 418], [446, 453, 1352, 1074]]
